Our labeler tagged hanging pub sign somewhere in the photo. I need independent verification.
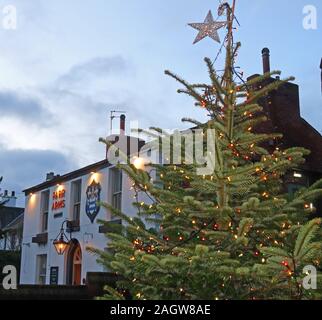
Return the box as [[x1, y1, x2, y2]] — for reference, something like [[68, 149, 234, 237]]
[[52, 189, 66, 210], [85, 180, 101, 223]]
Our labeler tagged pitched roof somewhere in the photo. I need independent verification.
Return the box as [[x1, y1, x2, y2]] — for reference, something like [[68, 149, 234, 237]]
[[2, 213, 23, 231], [23, 159, 111, 195], [0, 206, 24, 229]]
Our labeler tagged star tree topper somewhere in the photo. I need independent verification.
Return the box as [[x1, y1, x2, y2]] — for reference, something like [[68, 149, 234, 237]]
[[188, 10, 227, 45]]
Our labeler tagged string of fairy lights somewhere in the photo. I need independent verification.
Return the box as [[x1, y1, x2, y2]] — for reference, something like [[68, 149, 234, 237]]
[[125, 105, 317, 297], [125, 124, 317, 297], [112, 0, 320, 299]]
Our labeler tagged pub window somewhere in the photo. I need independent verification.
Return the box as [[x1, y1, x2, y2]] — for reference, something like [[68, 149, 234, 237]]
[[36, 254, 47, 285], [110, 168, 122, 212], [287, 184, 303, 196], [40, 190, 50, 233], [71, 179, 82, 223]]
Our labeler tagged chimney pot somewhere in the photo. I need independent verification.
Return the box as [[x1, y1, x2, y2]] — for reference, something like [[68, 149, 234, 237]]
[[262, 47, 271, 74], [120, 114, 126, 133], [46, 172, 55, 181]]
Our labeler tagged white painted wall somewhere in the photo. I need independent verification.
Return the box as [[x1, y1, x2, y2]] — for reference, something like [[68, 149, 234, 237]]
[[20, 165, 151, 285]]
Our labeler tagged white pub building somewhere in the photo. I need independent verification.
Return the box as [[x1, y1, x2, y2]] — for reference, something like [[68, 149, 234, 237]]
[[20, 115, 149, 285]]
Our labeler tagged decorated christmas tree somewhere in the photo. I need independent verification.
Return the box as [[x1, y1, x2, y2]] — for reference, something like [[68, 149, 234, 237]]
[[93, 1, 322, 300]]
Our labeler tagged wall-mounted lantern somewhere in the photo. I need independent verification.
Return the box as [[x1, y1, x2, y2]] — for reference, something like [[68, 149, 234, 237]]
[[53, 220, 71, 255]]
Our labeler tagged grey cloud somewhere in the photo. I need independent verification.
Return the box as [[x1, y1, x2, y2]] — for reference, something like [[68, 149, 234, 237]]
[[0, 146, 75, 205], [56, 56, 130, 87], [0, 90, 54, 126], [50, 55, 159, 127]]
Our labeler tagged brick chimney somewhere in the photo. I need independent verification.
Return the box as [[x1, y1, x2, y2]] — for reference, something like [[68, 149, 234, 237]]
[[1, 190, 17, 207], [46, 172, 55, 181], [262, 48, 271, 74]]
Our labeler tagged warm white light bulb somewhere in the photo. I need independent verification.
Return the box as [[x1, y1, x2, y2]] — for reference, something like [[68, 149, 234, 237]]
[[133, 157, 145, 170], [293, 172, 302, 178]]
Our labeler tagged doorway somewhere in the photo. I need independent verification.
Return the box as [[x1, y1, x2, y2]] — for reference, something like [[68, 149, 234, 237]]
[[66, 239, 82, 285]]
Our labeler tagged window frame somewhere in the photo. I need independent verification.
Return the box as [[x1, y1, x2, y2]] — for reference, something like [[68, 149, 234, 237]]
[[36, 254, 47, 285], [110, 168, 123, 217], [71, 179, 82, 224], [40, 190, 50, 233]]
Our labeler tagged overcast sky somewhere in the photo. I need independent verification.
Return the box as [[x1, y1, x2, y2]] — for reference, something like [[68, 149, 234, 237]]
[[0, 0, 321, 206]]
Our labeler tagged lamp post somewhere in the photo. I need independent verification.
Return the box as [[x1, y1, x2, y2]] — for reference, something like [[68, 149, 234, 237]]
[[53, 220, 71, 255]]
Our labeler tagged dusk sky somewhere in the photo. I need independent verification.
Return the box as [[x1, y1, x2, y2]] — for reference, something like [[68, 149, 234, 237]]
[[0, 0, 321, 206]]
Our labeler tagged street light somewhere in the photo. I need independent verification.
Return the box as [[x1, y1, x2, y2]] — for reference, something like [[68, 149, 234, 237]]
[[53, 220, 71, 255]]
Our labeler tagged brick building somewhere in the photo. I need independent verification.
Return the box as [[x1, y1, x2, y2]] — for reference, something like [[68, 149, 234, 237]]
[[254, 48, 322, 214]]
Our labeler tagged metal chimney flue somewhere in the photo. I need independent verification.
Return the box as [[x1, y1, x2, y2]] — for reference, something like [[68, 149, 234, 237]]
[[262, 48, 271, 74], [120, 114, 126, 134]]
